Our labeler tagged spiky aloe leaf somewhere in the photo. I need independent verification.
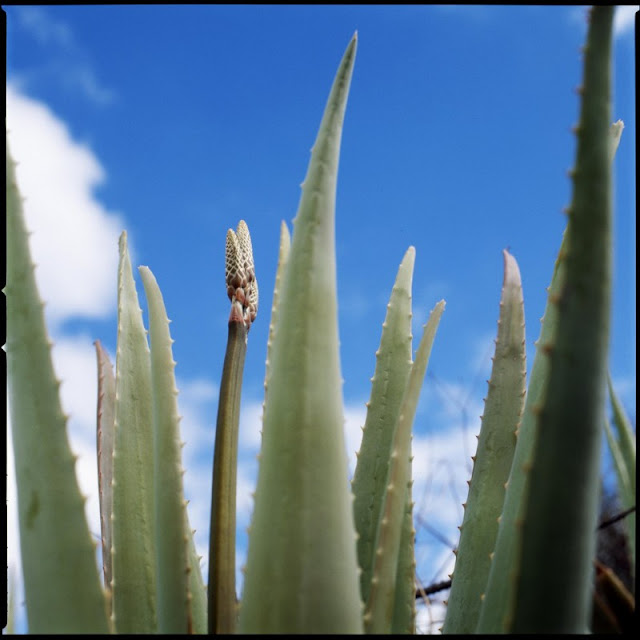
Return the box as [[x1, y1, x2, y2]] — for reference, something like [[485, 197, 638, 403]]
[[364, 300, 445, 633], [351, 247, 415, 628], [95, 339, 116, 608], [604, 418, 632, 507], [606, 374, 636, 571], [111, 232, 157, 632], [391, 486, 418, 634], [509, 7, 614, 632], [238, 33, 362, 633], [139, 266, 191, 633], [264, 220, 291, 395], [186, 530, 207, 634], [6, 137, 110, 633], [477, 101, 623, 635], [442, 250, 526, 634]]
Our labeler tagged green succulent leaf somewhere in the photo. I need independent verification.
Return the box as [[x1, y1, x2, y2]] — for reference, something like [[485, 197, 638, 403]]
[[139, 266, 192, 633], [509, 7, 614, 632], [391, 487, 418, 634], [478, 64, 623, 633], [443, 250, 526, 634], [186, 530, 208, 634], [238, 33, 363, 634], [110, 232, 157, 633], [606, 374, 636, 571], [352, 246, 415, 611], [264, 220, 291, 397], [6, 136, 110, 633], [365, 299, 445, 633], [95, 339, 116, 610]]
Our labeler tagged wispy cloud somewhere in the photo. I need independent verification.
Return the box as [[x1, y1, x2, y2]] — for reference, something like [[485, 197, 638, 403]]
[[10, 6, 117, 106], [16, 6, 74, 48], [67, 66, 118, 106]]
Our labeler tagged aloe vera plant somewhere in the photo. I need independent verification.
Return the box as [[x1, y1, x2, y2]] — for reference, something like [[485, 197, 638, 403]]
[[6, 6, 633, 635]]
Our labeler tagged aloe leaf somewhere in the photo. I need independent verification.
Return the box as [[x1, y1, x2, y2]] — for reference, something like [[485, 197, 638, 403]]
[[6, 137, 110, 633], [351, 248, 414, 612], [95, 339, 116, 607], [391, 487, 418, 634], [6, 567, 16, 634], [442, 251, 526, 633], [477, 102, 624, 635], [509, 7, 614, 632], [238, 33, 363, 633], [264, 220, 291, 395], [365, 300, 445, 633], [607, 374, 636, 502], [138, 266, 191, 633], [390, 306, 446, 636], [478, 249, 564, 633], [606, 374, 636, 570], [111, 232, 157, 632], [186, 529, 208, 634], [604, 418, 631, 501]]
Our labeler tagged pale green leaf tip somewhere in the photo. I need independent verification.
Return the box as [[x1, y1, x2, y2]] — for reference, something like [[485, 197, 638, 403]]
[[502, 249, 522, 289]]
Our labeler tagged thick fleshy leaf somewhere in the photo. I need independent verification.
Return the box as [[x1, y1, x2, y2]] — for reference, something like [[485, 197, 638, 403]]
[[239, 33, 363, 634], [364, 300, 445, 633], [6, 136, 110, 633], [443, 251, 525, 633], [606, 374, 636, 571], [95, 340, 116, 604], [110, 232, 157, 632], [352, 247, 415, 611], [511, 8, 614, 632], [478, 93, 623, 635], [139, 266, 191, 633]]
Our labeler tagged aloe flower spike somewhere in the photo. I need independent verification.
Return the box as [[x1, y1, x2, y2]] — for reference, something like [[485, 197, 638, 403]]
[[209, 220, 257, 633], [225, 220, 259, 331]]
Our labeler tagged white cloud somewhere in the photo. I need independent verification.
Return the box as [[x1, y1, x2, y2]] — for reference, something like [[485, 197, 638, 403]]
[[614, 6, 638, 36], [6, 85, 125, 329]]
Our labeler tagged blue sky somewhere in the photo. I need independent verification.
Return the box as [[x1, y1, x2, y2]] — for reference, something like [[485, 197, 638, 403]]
[[5, 5, 636, 633]]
